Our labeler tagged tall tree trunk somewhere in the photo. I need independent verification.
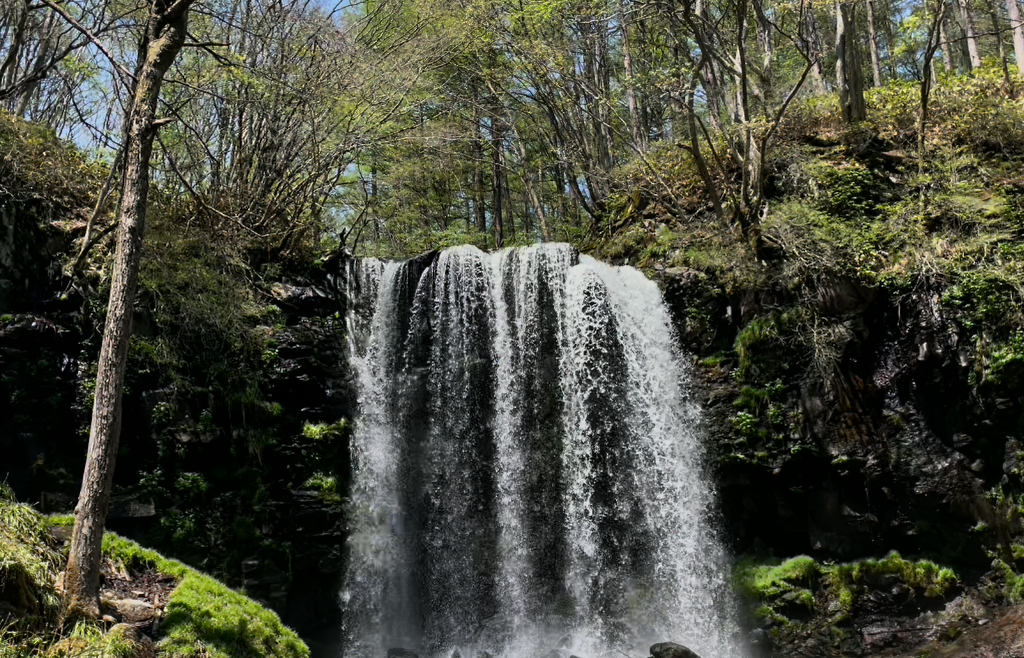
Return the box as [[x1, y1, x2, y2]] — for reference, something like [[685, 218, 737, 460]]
[[502, 152, 514, 242], [15, 10, 55, 117], [958, 0, 983, 69], [473, 115, 486, 232], [0, 1, 29, 94], [940, 8, 959, 70], [866, 0, 884, 86], [1007, 0, 1024, 76], [804, 6, 828, 93], [836, 0, 867, 123], [63, 0, 193, 619], [986, 0, 1011, 84], [491, 117, 504, 248], [881, 0, 901, 78], [618, 0, 643, 150]]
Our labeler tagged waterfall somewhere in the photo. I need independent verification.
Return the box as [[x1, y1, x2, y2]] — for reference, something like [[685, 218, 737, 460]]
[[342, 244, 743, 658]]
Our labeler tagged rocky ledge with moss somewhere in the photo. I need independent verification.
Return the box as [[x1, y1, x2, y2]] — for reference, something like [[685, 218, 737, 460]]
[[592, 68, 1024, 656], [0, 485, 309, 658]]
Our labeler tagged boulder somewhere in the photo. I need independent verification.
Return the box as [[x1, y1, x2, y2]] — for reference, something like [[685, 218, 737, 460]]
[[108, 624, 156, 658], [650, 642, 701, 658], [109, 598, 159, 623], [387, 648, 420, 658]]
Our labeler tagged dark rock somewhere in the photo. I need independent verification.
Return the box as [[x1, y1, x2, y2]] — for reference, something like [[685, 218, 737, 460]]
[[387, 648, 419, 658], [748, 627, 770, 649], [108, 496, 156, 519], [108, 624, 156, 658], [650, 642, 701, 658], [108, 597, 159, 623], [49, 525, 72, 542]]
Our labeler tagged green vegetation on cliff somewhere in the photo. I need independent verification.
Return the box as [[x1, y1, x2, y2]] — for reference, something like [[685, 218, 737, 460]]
[[0, 486, 308, 658]]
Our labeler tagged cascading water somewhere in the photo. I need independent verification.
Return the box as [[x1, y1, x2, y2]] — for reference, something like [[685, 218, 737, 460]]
[[342, 244, 743, 658]]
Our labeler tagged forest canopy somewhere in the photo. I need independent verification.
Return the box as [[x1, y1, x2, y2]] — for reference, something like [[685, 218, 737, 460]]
[[1, 0, 1024, 261]]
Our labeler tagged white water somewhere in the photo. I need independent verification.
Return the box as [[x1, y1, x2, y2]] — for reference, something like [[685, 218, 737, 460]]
[[342, 244, 743, 658]]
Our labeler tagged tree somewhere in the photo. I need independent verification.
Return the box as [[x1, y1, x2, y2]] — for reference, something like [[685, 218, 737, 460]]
[[1007, 0, 1024, 77], [957, 0, 983, 69], [63, 0, 196, 618], [865, 0, 885, 86], [835, 0, 866, 122]]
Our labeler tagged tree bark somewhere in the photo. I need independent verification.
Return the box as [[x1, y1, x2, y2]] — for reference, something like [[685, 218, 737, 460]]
[[472, 115, 486, 233], [1007, 0, 1024, 77], [804, 6, 828, 93], [491, 117, 504, 248], [618, 0, 644, 150], [15, 10, 55, 117], [986, 0, 1011, 84], [63, 0, 193, 619], [835, 0, 867, 123], [866, 0, 884, 86], [957, 0, 983, 69], [940, 8, 959, 71]]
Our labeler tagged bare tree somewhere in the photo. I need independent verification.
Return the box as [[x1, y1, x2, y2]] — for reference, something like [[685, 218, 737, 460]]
[[63, 0, 196, 618]]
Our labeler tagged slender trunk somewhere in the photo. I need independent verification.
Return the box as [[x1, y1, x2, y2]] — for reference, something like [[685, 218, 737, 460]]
[[64, 0, 192, 618], [15, 10, 55, 116], [836, 0, 867, 123], [987, 0, 1011, 84], [920, 1, 947, 215], [618, 0, 643, 150], [881, 0, 901, 78], [513, 134, 550, 241], [958, 0, 983, 69], [502, 150, 514, 242], [940, 8, 958, 71], [1006, 0, 1024, 77], [804, 7, 828, 93], [473, 115, 486, 232], [866, 0, 884, 86], [0, 1, 29, 94], [491, 117, 504, 248]]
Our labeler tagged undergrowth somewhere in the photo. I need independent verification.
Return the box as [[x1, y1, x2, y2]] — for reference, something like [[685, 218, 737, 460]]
[[735, 552, 959, 625], [0, 485, 308, 658]]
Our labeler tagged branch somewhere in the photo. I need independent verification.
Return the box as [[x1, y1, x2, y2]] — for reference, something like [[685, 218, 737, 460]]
[[38, 0, 134, 84]]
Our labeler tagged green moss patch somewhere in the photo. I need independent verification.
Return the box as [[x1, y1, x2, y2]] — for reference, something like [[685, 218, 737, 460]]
[[736, 552, 959, 624], [0, 488, 308, 658]]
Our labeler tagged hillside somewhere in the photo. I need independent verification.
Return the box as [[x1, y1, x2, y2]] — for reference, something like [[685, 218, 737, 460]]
[[0, 485, 308, 658], [2, 65, 1024, 656]]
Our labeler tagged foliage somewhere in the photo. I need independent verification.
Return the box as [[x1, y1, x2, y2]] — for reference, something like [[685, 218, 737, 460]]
[[0, 110, 103, 223], [868, 66, 1024, 154], [0, 487, 308, 658], [735, 552, 959, 624], [0, 486, 62, 626]]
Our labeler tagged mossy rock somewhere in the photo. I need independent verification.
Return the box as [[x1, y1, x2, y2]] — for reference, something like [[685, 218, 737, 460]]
[[1, 489, 309, 658]]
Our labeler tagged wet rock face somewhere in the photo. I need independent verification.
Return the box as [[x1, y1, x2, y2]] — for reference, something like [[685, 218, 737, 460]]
[[662, 271, 1022, 569], [2, 254, 355, 658], [0, 207, 70, 313]]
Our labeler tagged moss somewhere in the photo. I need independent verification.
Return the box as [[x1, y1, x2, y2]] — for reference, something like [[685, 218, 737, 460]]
[[735, 310, 808, 381], [0, 486, 63, 622], [736, 555, 819, 599], [159, 571, 308, 658], [736, 552, 959, 625], [0, 488, 308, 658], [302, 473, 342, 504], [805, 160, 882, 219], [45, 623, 139, 658], [301, 420, 348, 442]]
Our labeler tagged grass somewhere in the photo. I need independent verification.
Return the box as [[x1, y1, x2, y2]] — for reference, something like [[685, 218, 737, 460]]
[[0, 486, 309, 658]]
